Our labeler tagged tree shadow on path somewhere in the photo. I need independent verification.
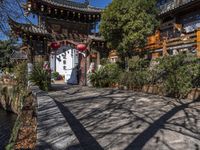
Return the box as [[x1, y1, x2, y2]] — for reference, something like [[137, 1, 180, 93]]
[[55, 100, 104, 150], [125, 98, 200, 150]]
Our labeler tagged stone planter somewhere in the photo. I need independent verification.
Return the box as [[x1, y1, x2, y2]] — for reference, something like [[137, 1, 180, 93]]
[[115, 83, 200, 101], [142, 85, 149, 93], [142, 84, 164, 96], [133, 86, 142, 92], [111, 83, 119, 88], [147, 85, 155, 94], [187, 88, 200, 100]]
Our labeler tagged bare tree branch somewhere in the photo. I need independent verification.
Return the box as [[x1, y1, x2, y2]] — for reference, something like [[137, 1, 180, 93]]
[[0, 0, 34, 38]]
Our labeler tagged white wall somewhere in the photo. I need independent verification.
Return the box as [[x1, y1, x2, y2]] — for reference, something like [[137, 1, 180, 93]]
[[50, 54, 55, 72], [50, 46, 79, 83]]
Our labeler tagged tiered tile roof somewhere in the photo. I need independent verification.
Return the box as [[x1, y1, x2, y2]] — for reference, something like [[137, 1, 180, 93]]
[[9, 18, 104, 43], [9, 18, 49, 36], [37, 0, 102, 13]]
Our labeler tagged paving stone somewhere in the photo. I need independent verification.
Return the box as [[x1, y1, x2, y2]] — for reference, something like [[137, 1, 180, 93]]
[[46, 85, 200, 150], [34, 88, 82, 150]]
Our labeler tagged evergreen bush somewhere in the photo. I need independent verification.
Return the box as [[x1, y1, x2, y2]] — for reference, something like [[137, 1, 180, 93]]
[[52, 72, 59, 80], [155, 54, 199, 98], [29, 63, 50, 91], [14, 61, 27, 89], [90, 54, 200, 99], [89, 63, 121, 88]]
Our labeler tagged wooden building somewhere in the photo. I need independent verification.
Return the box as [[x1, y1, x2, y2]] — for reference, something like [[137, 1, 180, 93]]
[[9, 0, 107, 85], [146, 0, 200, 59]]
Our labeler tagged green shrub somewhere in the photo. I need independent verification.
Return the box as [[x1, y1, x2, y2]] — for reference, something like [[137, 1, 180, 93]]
[[119, 57, 150, 89], [4, 67, 14, 74], [155, 54, 199, 98], [89, 67, 109, 88], [52, 72, 59, 80], [191, 58, 200, 88], [128, 57, 150, 71], [104, 63, 121, 84], [119, 70, 149, 89], [100, 58, 110, 66], [14, 62, 27, 88], [89, 63, 121, 88], [91, 54, 200, 99], [119, 71, 133, 88], [29, 63, 50, 91]]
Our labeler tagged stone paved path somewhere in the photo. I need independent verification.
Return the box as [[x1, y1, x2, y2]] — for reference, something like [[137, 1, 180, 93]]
[[47, 84, 200, 150], [33, 87, 81, 150]]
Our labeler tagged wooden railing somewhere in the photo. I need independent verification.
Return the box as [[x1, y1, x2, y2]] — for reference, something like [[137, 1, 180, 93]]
[[146, 31, 197, 51]]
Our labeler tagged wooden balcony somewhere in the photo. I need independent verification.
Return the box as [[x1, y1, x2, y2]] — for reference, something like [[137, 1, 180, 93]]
[[145, 29, 200, 58]]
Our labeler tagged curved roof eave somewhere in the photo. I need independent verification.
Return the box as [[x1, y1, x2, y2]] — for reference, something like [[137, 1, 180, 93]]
[[38, 0, 102, 13]]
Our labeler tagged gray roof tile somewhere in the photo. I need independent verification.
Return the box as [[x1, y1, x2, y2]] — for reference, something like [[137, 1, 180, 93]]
[[40, 0, 102, 13], [159, 0, 198, 15], [10, 50, 27, 60]]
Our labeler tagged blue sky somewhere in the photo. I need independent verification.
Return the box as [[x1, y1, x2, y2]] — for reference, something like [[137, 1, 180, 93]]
[[87, 0, 112, 8], [75, 0, 112, 8]]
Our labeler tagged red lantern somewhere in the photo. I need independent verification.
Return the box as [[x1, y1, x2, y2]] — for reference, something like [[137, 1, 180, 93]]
[[76, 44, 87, 52], [51, 42, 60, 50]]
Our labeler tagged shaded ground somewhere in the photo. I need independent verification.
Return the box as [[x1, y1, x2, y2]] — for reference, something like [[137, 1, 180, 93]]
[[49, 84, 200, 150]]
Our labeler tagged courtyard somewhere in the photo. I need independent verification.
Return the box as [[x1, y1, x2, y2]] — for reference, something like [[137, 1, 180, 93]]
[[45, 85, 200, 150]]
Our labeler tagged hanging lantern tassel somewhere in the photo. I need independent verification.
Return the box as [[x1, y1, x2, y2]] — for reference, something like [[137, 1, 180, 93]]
[[48, 8, 51, 14], [41, 5, 44, 12], [27, 1, 31, 11]]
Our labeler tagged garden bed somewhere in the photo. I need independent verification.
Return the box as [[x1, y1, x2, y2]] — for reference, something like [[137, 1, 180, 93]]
[[6, 93, 36, 149], [90, 54, 200, 100]]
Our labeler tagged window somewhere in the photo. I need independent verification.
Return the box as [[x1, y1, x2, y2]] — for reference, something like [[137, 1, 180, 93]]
[[63, 60, 66, 64]]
